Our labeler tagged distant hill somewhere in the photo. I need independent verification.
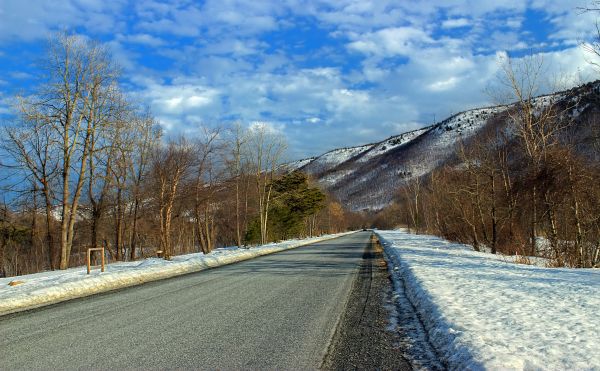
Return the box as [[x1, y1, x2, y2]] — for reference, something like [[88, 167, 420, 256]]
[[286, 80, 600, 211]]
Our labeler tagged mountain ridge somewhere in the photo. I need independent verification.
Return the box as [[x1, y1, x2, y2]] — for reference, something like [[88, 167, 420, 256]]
[[286, 80, 600, 211]]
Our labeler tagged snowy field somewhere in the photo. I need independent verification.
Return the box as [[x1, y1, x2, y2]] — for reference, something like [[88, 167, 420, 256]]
[[377, 230, 600, 371], [0, 232, 353, 316]]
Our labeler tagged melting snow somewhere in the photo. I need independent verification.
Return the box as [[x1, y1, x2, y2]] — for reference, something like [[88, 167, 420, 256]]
[[0, 232, 354, 316], [377, 230, 600, 370]]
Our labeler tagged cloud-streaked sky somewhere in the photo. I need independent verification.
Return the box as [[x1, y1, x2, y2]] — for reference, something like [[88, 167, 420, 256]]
[[0, 0, 599, 159]]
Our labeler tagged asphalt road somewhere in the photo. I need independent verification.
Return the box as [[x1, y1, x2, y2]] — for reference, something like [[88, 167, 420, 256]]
[[0, 232, 372, 370]]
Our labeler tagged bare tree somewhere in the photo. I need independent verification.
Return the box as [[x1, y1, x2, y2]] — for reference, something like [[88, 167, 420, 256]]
[[579, 2, 600, 68], [496, 54, 574, 255], [193, 127, 222, 254], [246, 124, 287, 245], [150, 138, 195, 259], [13, 33, 123, 269], [107, 107, 140, 261], [128, 112, 161, 260], [225, 123, 248, 248], [3, 118, 58, 269], [87, 92, 129, 260], [402, 176, 422, 233]]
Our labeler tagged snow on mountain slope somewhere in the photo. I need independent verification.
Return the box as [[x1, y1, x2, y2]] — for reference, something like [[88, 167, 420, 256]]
[[356, 128, 430, 164], [283, 104, 509, 211], [299, 144, 374, 175], [283, 157, 315, 171], [425, 106, 505, 151], [329, 106, 503, 210], [287, 81, 599, 211]]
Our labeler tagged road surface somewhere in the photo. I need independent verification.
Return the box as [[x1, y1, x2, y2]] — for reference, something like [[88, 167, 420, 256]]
[[0, 232, 374, 370]]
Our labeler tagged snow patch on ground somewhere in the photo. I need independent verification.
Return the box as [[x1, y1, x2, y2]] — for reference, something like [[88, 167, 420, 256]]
[[382, 247, 445, 370], [377, 229, 600, 370], [0, 232, 354, 316]]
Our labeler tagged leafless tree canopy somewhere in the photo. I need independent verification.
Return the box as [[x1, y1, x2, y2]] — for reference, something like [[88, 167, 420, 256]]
[[0, 34, 361, 277], [384, 54, 600, 268]]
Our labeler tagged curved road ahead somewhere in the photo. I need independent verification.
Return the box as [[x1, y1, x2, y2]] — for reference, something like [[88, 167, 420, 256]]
[[0, 232, 372, 370]]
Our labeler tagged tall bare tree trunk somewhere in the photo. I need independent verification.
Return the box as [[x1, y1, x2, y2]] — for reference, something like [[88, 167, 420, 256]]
[[490, 174, 498, 254], [130, 199, 140, 260], [115, 187, 123, 261], [567, 163, 584, 266], [530, 185, 537, 256]]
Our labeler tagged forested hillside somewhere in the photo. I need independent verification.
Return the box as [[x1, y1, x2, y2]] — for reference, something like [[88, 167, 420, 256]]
[[289, 81, 600, 213], [288, 74, 600, 267]]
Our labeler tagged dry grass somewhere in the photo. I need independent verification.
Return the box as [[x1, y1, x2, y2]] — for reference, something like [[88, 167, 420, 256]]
[[513, 254, 533, 265]]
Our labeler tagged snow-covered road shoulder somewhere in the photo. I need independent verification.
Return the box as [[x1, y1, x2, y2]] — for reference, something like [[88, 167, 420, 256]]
[[377, 230, 600, 371], [0, 232, 354, 316]]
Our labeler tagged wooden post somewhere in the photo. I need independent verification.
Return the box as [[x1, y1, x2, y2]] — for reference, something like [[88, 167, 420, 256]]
[[86, 247, 105, 274]]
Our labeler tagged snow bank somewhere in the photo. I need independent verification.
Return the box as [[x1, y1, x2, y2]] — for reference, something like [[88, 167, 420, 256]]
[[377, 230, 600, 371], [0, 232, 354, 316]]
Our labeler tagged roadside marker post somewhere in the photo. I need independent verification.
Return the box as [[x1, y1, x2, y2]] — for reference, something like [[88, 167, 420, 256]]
[[86, 247, 105, 274]]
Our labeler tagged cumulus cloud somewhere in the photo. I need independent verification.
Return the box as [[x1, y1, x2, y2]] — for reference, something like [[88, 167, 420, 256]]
[[0, 93, 13, 117], [134, 78, 221, 130], [0, 0, 598, 159], [118, 33, 165, 47], [248, 120, 285, 135], [442, 18, 471, 29], [348, 27, 434, 57], [0, 0, 126, 42]]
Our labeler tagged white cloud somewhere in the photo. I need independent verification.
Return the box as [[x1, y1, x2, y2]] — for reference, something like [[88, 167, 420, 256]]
[[202, 38, 267, 57], [1, 0, 599, 159], [547, 8, 597, 43], [428, 76, 459, 92], [248, 120, 285, 135], [119, 33, 165, 47], [151, 85, 218, 112], [442, 18, 471, 29], [134, 78, 221, 133], [348, 27, 433, 57], [0, 94, 12, 116], [542, 46, 599, 86], [0, 0, 126, 43], [9, 71, 33, 80], [133, 0, 282, 39], [505, 17, 523, 29]]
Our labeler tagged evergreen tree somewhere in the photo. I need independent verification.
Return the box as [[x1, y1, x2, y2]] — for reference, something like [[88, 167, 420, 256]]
[[245, 172, 325, 244]]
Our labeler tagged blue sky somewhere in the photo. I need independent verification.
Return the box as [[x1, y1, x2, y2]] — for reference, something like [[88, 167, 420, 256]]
[[0, 0, 599, 159]]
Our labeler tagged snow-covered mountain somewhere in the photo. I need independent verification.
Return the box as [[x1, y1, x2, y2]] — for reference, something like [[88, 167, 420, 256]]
[[287, 81, 600, 211]]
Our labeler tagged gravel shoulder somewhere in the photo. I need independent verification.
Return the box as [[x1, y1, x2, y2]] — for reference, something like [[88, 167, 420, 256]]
[[322, 234, 412, 370]]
